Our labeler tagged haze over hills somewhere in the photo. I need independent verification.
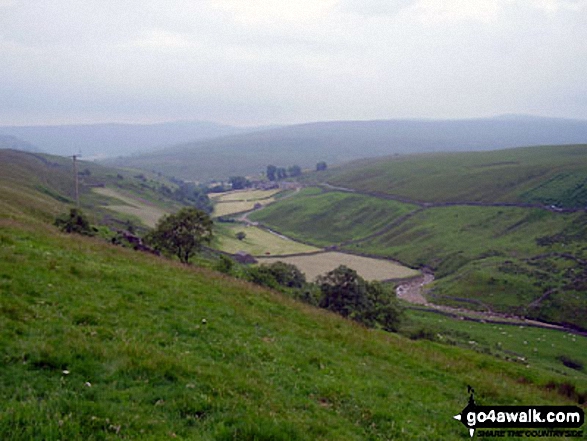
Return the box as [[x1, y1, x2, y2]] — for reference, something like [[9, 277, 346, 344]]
[[0, 135, 39, 152], [0, 120, 267, 159], [105, 115, 587, 181]]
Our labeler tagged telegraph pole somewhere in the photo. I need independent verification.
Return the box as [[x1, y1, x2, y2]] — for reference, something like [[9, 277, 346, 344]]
[[72, 154, 80, 208]]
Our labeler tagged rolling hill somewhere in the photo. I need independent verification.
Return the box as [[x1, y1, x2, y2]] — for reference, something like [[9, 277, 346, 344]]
[[0, 120, 264, 159], [250, 145, 587, 330], [106, 115, 587, 181], [1, 150, 585, 439]]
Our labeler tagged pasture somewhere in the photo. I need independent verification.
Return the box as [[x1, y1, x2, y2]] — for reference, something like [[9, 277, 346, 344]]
[[93, 187, 167, 228], [249, 188, 417, 246], [212, 189, 279, 217], [405, 309, 587, 382], [322, 144, 587, 207], [210, 188, 281, 202], [257, 251, 419, 282], [214, 223, 320, 256]]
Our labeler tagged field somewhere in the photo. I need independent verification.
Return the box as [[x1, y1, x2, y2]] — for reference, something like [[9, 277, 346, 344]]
[[249, 188, 417, 246], [210, 189, 281, 202], [214, 223, 320, 256], [93, 187, 168, 228], [212, 189, 279, 218], [257, 251, 420, 282], [404, 309, 587, 382], [317, 144, 587, 207]]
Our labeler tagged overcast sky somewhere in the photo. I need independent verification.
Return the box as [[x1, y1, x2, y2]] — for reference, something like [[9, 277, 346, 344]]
[[1, 0, 586, 126]]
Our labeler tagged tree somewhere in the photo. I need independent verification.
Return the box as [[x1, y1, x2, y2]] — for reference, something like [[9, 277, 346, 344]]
[[276, 167, 287, 180], [318, 266, 369, 319], [145, 207, 213, 264], [54, 208, 96, 236], [316, 161, 327, 171], [246, 261, 306, 289], [172, 182, 213, 214], [229, 176, 249, 190], [236, 231, 246, 241], [317, 265, 402, 330], [266, 165, 277, 181], [288, 165, 302, 177]]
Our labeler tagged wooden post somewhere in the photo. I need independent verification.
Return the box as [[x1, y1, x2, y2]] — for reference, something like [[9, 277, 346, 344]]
[[73, 154, 80, 208]]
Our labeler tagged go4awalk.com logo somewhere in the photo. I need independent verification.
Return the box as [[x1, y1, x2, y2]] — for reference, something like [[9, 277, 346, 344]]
[[453, 386, 585, 438]]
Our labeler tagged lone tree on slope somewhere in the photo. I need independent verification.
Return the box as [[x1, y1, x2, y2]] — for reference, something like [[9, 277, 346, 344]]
[[146, 207, 213, 264]]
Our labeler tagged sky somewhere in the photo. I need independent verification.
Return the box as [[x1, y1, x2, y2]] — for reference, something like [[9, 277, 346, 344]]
[[1, 0, 586, 126]]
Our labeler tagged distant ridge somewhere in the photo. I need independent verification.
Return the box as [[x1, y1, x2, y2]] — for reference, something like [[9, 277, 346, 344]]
[[0, 120, 267, 159], [106, 116, 587, 181], [0, 134, 40, 152]]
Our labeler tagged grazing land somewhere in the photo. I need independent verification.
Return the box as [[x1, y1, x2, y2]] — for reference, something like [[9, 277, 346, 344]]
[[93, 187, 167, 228], [214, 223, 320, 256], [404, 309, 587, 382], [3, 149, 586, 439], [249, 188, 417, 246], [250, 145, 587, 331], [212, 189, 279, 218], [210, 189, 281, 202], [257, 251, 420, 282], [317, 144, 587, 208]]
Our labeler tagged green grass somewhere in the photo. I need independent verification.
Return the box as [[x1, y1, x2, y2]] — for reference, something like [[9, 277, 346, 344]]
[[403, 309, 587, 382], [340, 206, 587, 328], [2, 221, 586, 440], [2, 149, 587, 440], [249, 188, 417, 246], [213, 223, 320, 256], [319, 144, 587, 207]]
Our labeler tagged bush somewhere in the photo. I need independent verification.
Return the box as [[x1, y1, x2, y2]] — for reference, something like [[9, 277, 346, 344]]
[[54, 208, 96, 236]]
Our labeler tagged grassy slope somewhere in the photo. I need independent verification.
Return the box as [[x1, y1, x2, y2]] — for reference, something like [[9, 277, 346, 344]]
[[2, 154, 585, 440], [249, 188, 417, 246], [213, 223, 320, 256], [252, 147, 587, 329], [321, 144, 587, 207]]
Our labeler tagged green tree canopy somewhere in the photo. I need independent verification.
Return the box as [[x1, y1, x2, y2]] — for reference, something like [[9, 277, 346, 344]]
[[54, 208, 96, 236], [317, 265, 402, 331], [266, 165, 277, 181], [145, 207, 213, 264]]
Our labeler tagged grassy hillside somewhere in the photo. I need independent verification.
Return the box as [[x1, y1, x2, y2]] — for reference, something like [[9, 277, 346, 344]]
[[249, 146, 587, 330], [1, 151, 585, 439], [249, 188, 417, 246], [318, 144, 587, 208], [0, 149, 184, 234], [105, 118, 587, 182]]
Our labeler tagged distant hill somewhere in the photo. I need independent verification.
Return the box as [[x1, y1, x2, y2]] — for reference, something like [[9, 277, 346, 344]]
[[0, 120, 265, 159], [106, 115, 587, 181], [0, 134, 39, 152], [313, 144, 587, 208]]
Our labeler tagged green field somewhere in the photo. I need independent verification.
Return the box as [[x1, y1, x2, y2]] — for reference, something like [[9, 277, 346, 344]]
[[212, 189, 279, 218], [249, 188, 417, 246], [317, 144, 587, 207], [404, 309, 587, 382], [2, 148, 586, 439], [93, 187, 168, 228], [214, 223, 320, 256]]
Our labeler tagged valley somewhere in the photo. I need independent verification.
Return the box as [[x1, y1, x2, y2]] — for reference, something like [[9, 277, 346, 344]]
[[1, 146, 586, 440]]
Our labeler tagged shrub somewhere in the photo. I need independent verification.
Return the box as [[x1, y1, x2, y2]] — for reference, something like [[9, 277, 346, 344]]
[[54, 208, 96, 236]]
